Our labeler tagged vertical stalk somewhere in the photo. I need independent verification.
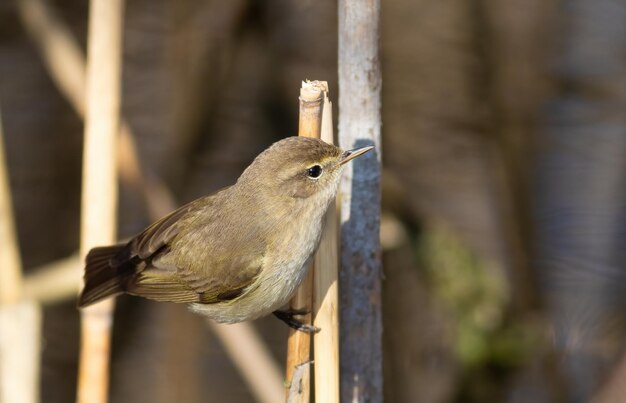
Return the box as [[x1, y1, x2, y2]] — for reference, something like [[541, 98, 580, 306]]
[[338, 0, 383, 401], [313, 90, 340, 403], [285, 80, 325, 403], [77, 1, 124, 403]]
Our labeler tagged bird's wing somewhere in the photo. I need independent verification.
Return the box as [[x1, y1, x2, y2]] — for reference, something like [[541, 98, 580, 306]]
[[177, 251, 265, 304], [128, 250, 265, 305], [130, 200, 199, 261], [123, 190, 266, 305]]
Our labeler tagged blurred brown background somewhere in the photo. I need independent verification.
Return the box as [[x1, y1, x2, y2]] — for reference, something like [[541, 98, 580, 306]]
[[1, 0, 625, 402]]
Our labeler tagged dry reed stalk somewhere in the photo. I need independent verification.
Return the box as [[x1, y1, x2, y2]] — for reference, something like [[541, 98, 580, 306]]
[[313, 91, 340, 403], [285, 80, 325, 403], [76, 1, 124, 403], [0, 302, 40, 403], [285, 264, 313, 403], [0, 107, 41, 403]]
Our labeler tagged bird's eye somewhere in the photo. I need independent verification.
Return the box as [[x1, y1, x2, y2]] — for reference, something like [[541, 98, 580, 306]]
[[307, 165, 323, 179]]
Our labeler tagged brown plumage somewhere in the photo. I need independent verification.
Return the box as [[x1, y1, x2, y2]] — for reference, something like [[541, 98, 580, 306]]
[[78, 136, 373, 329]]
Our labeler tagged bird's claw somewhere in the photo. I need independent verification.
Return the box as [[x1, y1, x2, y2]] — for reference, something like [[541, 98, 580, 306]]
[[273, 310, 320, 333]]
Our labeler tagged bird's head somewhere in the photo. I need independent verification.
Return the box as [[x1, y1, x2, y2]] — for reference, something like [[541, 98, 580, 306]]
[[238, 136, 373, 209]]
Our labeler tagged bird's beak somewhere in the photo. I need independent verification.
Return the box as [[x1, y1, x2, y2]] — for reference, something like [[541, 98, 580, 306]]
[[340, 145, 374, 165]]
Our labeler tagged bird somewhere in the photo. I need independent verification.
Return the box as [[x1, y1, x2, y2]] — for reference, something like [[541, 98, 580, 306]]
[[78, 136, 373, 332]]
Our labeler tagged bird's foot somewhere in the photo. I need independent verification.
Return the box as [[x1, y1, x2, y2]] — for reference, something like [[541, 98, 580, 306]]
[[273, 309, 320, 333]]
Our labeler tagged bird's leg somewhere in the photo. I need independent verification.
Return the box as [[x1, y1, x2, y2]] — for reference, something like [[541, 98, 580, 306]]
[[284, 308, 309, 316], [273, 309, 320, 333]]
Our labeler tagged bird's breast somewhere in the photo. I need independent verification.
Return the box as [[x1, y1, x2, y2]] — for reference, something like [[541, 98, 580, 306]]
[[252, 212, 324, 309], [190, 206, 326, 323]]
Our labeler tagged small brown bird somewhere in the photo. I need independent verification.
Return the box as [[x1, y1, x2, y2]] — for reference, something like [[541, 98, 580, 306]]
[[78, 136, 372, 332]]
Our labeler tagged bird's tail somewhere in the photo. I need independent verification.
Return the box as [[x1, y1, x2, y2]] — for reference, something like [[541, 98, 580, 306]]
[[78, 244, 129, 307]]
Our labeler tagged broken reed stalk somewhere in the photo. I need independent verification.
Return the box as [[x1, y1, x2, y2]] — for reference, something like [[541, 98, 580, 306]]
[[77, 1, 124, 403], [338, 0, 383, 400], [285, 81, 325, 403], [0, 107, 41, 403], [18, 2, 285, 402], [313, 91, 340, 403]]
